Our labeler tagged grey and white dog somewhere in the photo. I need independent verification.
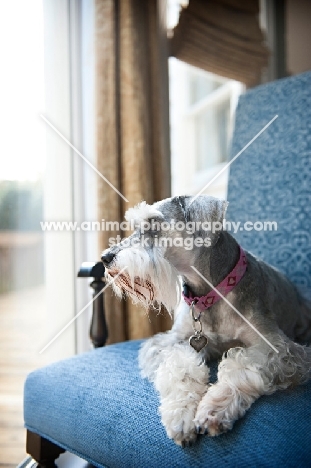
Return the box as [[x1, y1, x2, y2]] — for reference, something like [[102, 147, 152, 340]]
[[102, 195, 311, 446]]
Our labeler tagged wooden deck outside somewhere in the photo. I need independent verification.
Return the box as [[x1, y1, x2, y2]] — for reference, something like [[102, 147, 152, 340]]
[[0, 285, 48, 467]]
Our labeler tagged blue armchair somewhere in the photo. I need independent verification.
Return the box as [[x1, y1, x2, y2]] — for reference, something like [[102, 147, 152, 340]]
[[23, 71, 311, 467]]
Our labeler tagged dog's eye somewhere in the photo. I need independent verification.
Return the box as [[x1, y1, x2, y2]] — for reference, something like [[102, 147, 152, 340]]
[[148, 229, 159, 237], [141, 228, 159, 238], [148, 219, 161, 236]]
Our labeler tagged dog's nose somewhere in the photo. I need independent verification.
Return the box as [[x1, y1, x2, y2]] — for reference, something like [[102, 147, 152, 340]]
[[101, 251, 116, 266]]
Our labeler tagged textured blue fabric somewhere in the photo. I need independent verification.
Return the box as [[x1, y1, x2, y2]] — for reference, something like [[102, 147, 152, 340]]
[[226, 71, 311, 301], [24, 340, 311, 468]]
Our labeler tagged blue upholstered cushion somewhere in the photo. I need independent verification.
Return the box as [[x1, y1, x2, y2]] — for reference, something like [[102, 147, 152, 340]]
[[226, 71, 311, 301], [24, 340, 311, 468]]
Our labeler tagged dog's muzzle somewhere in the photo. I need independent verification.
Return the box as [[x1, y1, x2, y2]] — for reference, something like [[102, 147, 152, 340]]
[[106, 268, 156, 303]]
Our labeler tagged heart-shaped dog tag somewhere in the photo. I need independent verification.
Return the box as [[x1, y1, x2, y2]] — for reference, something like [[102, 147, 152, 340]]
[[189, 334, 208, 352]]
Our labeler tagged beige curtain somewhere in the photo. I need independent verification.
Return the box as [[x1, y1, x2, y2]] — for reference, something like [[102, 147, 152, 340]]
[[169, 0, 269, 86], [95, 0, 172, 344]]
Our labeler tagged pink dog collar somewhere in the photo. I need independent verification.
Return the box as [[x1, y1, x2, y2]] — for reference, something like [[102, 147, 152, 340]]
[[183, 247, 247, 312]]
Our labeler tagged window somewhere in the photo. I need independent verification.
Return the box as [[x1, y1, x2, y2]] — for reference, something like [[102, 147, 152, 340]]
[[170, 59, 244, 199], [0, 1, 96, 462]]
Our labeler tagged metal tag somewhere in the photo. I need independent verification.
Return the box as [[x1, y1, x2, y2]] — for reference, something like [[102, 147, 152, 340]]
[[189, 333, 208, 352], [189, 301, 207, 352]]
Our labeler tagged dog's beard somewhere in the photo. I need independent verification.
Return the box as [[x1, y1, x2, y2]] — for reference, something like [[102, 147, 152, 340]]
[[105, 244, 181, 314], [106, 269, 155, 304]]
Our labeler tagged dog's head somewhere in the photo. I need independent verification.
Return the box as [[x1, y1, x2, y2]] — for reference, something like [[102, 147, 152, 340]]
[[101, 195, 227, 314]]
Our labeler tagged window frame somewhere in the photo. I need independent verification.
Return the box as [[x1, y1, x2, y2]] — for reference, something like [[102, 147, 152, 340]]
[[43, 0, 97, 358], [170, 59, 244, 199]]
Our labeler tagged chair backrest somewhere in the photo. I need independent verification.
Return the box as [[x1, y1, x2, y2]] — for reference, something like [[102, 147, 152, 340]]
[[226, 71, 311, 301]]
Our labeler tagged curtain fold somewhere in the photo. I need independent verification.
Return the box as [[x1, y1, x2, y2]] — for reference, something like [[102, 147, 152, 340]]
[[96, 0, 172, 344], [169, 0, 269, 86]]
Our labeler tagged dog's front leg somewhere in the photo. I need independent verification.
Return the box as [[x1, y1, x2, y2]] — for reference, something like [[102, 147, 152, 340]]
[[194, 345, 268, 436], [155, 342, 210, 446], [139, 333, 210, 446], [194, 339, 311, 436]]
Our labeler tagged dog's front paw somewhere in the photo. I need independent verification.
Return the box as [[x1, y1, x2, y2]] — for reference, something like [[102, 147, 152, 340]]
[[194, 384, 237, 437], [160, 400, 198, 446], [194, 410, 231, 437], [154, 345, 210, 446]]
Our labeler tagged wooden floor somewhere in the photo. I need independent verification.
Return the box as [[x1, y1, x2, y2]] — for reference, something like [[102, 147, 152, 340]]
[[0, 285, 48, 467]]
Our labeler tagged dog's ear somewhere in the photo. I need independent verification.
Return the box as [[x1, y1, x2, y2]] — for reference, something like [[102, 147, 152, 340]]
[[187, 195, 228, 244], [187, 195, 228, 223], [173, 195, 191, 222]]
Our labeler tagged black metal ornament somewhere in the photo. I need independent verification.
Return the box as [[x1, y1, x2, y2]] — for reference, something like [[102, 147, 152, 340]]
[[189, 302, 208, 352], [189, 333, 208, 352]]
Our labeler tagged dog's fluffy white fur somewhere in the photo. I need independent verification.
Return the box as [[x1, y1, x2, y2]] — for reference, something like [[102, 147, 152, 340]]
[[106, 240, 181, 313], [102, 195, 311, 446]]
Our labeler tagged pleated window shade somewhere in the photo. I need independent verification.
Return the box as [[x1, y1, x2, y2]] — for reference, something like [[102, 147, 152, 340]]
[[169, 0, 269, 86]]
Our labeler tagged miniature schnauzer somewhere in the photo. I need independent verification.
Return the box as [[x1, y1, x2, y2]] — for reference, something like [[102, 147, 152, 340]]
[[102, 195, 311, 446]]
